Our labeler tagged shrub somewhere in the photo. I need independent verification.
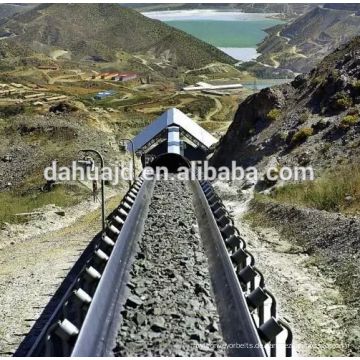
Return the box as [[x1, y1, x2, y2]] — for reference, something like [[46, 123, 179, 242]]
[[330, 92, 353, 111], [291, 127, 313, 146], [340, 115, 359, 129], [264, 164, 282, 185], [312, 76, 323, 86], [266, 108, 281, 121], [0, 104, 26, 117], [351, 80, 360, 94], [299, 110, 310, 124], [336, 97, 352, 110], [332, 70, 340, 79]]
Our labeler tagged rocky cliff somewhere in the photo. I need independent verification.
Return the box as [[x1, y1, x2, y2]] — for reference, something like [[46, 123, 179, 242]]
[[211, 36, 360, 171]]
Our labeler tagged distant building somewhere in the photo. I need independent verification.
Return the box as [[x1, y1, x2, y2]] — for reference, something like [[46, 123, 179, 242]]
[[37, 65, 58, 71], [111, 73, 137, 82], [92, 72, 137, 82], [182, 82, 243, 92], [23, 93, 45, 99], [94, 90, 116, 99], [44, 95, 67, 102], [10, 83, 23, 88], [121, 73, 137, 82]]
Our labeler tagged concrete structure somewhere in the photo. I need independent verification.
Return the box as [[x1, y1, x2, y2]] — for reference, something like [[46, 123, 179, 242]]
[[182, 81, 243, 92]]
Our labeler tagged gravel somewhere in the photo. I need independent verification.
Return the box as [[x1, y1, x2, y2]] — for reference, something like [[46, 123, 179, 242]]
[[113, 179, 226, 356], [214, 180, 358, 357]]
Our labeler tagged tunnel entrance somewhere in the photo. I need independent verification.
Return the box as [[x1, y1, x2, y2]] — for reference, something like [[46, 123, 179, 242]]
[[149, 153, 190, 173]]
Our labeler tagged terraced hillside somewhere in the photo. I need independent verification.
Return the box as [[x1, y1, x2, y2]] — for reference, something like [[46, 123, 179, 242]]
[[257, 4, 360, 72]]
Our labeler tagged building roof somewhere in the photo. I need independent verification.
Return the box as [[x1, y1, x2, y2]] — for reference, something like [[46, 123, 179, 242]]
[[128, 108, 217, 152]]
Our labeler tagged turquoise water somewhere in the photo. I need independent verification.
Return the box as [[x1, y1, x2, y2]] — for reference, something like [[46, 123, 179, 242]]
[[143, 11, 284, 61], [164, 19, 281, 48]]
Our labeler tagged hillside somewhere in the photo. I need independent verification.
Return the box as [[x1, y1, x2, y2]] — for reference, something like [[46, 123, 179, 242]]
[[257, 5, 360, 72], [0, 4, 35, 23], [211, 37, 360, 353], [212, 36, 360, 170], [125, 3, 319, 19], [0, 3, 235, 69]]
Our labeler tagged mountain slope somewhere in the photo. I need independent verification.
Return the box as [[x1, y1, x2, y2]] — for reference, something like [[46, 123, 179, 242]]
[[0, 3, 235, 69], [0, 4, 36, 23], [257, 5, 360, 72], [211, 36, 360, 170]]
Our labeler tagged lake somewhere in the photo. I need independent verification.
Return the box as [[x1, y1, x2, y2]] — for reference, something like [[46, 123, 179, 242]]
[[142, 10, 284, 61]]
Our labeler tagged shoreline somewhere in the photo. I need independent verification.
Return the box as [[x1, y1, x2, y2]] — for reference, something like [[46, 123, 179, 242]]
[[142, 9, 283, 63], [142, 9, 282, 22], [219, 47, 260, 62]]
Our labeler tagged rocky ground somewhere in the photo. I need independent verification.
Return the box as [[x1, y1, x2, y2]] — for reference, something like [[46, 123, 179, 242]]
[[0, 112, 121, 191], [0, 192, 124, 356], [214, 180, 359, 357], [114, 179, 226, 356]]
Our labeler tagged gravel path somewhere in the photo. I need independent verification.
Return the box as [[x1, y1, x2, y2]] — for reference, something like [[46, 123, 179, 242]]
[[114, 179, 226, 356]]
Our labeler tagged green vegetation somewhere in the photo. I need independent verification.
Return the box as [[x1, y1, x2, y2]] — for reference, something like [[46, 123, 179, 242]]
[[329, 92, 352, 111], [0, 185, 89, 225], [351, 80, 360, 94], [266, 108, 281, 121], [291, 127, 313, 146], [341, 114, 359, 128], [182, 96, 216, 119], [312, 76, 324, 86], [0, 105, 26, 117], [336, 97, 352, 110], [331, 70, 340, 79], [270, 164, 360, 214]]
